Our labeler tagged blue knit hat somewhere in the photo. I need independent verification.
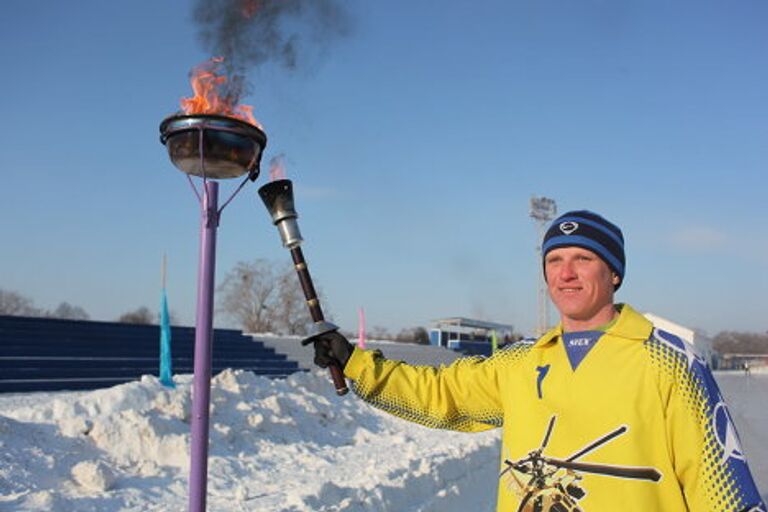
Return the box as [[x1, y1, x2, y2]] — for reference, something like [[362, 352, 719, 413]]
[[542, 210, 625, 289]]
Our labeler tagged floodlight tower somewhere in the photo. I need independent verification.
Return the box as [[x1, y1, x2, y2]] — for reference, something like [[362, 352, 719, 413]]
[[530, 196, 557, 336]]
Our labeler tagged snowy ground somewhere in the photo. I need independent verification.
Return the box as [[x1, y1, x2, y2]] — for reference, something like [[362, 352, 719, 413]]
[[0, 369, 765, 511]]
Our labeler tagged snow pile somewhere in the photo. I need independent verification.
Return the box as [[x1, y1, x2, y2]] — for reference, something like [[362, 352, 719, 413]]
[[0, 370, 500, 511], [0, 370, 765, 511]]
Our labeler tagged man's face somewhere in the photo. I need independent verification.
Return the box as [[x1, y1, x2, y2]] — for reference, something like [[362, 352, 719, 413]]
[[544, 246, 617, 329]]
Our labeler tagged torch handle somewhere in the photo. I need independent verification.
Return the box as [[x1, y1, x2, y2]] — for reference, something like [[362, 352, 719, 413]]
[[290, 247, 325, 322], [290, 247, 349, 395]]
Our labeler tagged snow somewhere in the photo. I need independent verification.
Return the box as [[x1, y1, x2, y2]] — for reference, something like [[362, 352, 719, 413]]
[[0, 369, 765, 511], [0, 370, 499, 511]]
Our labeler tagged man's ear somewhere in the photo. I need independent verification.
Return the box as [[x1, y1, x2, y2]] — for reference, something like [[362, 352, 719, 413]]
[[612, 274, 621, 285]]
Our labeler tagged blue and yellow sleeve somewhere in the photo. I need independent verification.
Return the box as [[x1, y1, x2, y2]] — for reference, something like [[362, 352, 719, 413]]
[[343, 347, 506, 432], [649, 330, 765, 511]]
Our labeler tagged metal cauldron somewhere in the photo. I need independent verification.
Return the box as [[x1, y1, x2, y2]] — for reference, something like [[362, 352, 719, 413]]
[[159, 114, 267, 180]]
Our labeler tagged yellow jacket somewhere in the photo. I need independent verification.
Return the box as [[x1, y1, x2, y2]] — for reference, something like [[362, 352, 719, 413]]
[[344, 304, 765, 511]]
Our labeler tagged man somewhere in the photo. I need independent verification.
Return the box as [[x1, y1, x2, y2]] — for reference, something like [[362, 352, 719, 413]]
[[310, 210, 765, 511]]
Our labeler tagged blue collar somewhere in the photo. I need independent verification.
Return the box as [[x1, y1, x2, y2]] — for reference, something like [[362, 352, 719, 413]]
[[562, 330, 603, 370]]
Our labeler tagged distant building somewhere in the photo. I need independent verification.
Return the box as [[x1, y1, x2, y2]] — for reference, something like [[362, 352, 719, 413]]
[[718, 353, 768, 372], [643, 312, 716, 367], [429, 317, 516, 353]]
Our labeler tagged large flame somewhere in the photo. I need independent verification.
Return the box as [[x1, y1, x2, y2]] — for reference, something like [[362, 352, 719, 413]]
[[180, 57, 262, 129]]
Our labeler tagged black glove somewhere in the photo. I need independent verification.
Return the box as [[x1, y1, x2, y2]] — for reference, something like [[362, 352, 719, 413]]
[[302, 330, 354, 370]]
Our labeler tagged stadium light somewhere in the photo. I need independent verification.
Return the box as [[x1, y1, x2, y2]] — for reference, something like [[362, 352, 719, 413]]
[[530, 196, 557, 336]]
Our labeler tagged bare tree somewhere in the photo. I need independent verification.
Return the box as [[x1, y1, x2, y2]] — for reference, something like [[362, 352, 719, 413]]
[[0, 288, 41, 316], [272, 268, 312, 335], [48, 301, 90, 320], [1, 289, 91, 320], [713, 331, 768, 354], [395, 326, 430, 344], [368, 326, 393, 341], [218, 259, 280, 333], [118, 306, 154, 325], [217, 259, 319, 335]]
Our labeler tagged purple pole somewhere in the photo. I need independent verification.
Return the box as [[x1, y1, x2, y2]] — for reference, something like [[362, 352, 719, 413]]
[[189, 181, 219, 512]]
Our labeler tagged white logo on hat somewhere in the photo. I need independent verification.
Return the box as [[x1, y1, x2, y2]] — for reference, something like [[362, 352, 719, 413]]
[[559, 221, 579, 235]]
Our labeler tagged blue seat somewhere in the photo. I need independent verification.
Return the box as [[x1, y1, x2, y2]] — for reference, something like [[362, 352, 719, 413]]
[[0, 315, 303, 393]]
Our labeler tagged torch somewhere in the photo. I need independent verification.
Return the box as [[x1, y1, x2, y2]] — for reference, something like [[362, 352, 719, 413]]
[[258, 179, 349, 395], [159, 113, 267, 512]]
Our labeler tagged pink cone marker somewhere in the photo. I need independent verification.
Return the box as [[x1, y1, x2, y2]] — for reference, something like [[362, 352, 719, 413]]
[[357, 307, 366, 349]]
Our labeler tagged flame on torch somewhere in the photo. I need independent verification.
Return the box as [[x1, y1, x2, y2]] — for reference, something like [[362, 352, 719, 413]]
[[268, 154, 287, 182]]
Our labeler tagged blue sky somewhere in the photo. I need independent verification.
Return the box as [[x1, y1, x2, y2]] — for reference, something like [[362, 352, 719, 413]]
[[1, 0, 766, 337]]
